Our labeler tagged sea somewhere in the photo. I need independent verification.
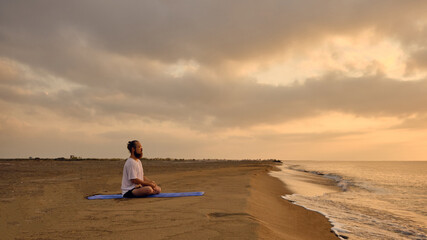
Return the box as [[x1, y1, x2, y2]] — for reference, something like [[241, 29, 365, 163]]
[[270, 161, 427, 240]]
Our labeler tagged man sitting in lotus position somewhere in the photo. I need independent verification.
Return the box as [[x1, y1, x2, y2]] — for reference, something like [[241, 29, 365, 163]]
[[121, 140, 162, 198]]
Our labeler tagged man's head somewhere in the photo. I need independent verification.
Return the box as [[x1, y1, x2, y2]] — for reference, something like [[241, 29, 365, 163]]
[[127, 140, 143, 159]]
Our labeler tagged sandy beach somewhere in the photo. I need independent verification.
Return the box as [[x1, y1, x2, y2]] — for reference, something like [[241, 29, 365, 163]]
[[0, 159, 338, 239]]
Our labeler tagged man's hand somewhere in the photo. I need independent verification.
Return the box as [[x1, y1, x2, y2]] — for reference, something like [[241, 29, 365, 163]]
[[133, 177, 159, 189], [147, 180, 157, 188]]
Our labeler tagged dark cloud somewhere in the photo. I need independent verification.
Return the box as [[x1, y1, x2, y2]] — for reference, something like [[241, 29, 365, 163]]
[[406, 49, 427, 74], [2, 0, 427, 159], [1, 1, 427, 131], [2, 63, 427, 130], [392, 114, 427, 130], [1, 0, 427, 72]]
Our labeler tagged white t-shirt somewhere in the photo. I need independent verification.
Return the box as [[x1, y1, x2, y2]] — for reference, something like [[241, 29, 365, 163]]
[[121, 158, 144, 195]]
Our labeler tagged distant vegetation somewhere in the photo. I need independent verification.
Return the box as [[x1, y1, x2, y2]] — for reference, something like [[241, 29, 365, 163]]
[[2, 157, 282, 163]]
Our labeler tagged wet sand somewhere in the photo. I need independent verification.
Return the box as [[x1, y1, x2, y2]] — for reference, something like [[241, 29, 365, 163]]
[[0, 159, 338, 239]]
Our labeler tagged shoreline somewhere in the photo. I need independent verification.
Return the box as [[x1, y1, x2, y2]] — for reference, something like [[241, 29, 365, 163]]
[[248, 166, 339, 239], [0, 159, 338, 239], [272, 161, 427, 240]]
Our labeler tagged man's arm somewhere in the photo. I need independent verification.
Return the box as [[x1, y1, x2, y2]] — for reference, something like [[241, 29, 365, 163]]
[[131, 178, 157, 188], [143, 176, 156, 185]]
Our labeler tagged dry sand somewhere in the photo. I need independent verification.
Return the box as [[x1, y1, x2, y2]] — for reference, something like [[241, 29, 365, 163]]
[[0, 159, 338, 239]]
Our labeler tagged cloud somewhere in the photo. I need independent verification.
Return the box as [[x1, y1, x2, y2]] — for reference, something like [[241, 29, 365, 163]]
[[406, 49, 427, 74], [392, 114, 427, 130], [1, 0, 427, 159], [2, 56, 427, 130], [1, 1, 427, 69], [254, 130, 366, 143]]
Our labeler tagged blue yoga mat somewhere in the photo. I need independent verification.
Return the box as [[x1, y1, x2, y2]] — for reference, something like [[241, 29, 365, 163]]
[[87, 191, 204, 200]]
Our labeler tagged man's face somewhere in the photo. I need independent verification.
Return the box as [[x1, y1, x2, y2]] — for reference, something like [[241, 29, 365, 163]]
[[134, 142, 143, 159]]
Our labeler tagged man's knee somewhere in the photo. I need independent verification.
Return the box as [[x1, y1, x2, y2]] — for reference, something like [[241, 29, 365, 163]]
[[132, 186, 155, 196], [143, 186, 155, 195]]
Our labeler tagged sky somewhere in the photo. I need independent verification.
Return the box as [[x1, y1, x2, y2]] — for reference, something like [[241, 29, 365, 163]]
[[1, 0, 427, 160]]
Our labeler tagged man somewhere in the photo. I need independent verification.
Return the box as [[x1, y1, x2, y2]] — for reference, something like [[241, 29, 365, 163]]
[[121, 140, 161, 198]]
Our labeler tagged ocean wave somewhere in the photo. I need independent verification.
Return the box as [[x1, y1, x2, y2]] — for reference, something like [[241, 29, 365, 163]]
[[281, 194, 351, 240], [287, 164, 351, 192], [279, 161, 427, 240]]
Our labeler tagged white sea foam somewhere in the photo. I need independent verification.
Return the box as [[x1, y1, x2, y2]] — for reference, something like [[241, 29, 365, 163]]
[[271, 161, 427, 240], [281, 194, 351, 240]]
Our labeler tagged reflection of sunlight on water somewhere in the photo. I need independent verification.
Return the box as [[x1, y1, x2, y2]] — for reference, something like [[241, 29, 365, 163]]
[[273, 161, 427, 240], [269, 163, 340, 197]]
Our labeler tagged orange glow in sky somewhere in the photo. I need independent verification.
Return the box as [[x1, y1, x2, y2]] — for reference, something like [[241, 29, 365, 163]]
[[1, 1, 427, 160]]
